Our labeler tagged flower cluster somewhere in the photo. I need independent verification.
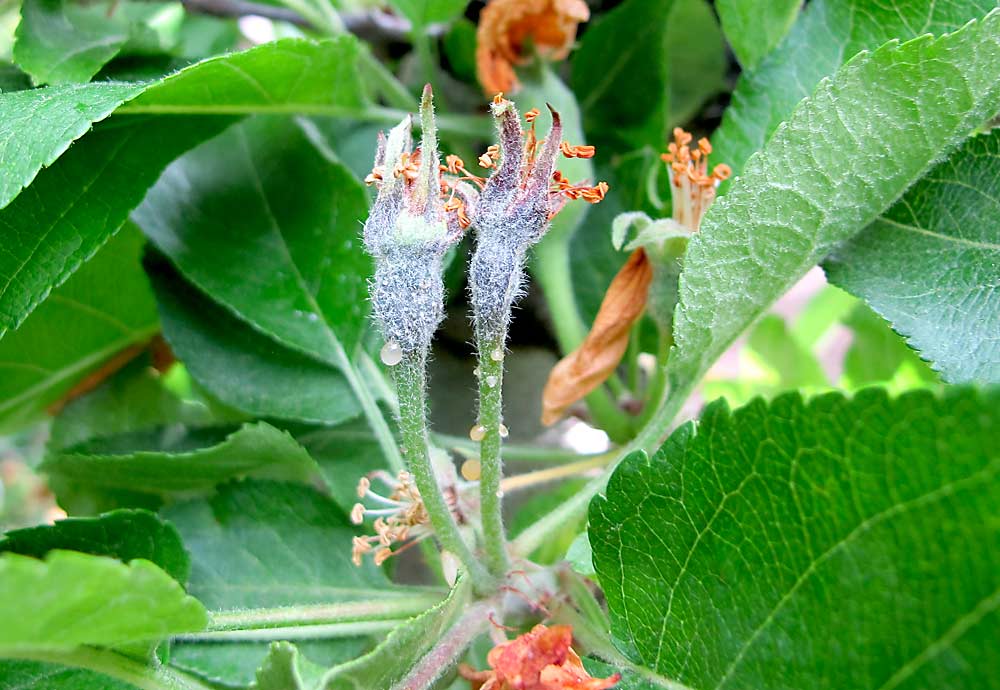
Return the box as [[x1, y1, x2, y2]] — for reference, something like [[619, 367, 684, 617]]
[[350, 470, 433, 566], [460, 624, 620, 690]]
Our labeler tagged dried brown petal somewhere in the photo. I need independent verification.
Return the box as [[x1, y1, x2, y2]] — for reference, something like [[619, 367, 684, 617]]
[[541, 249, 653, 426]]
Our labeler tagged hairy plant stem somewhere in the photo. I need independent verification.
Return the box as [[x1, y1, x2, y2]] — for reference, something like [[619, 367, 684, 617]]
[[390, 597, 499, 690], [207, 591, 444, 630], [476, 335, 512, 578], [396, 352, 494, 592], [10, 648, 215, 690]]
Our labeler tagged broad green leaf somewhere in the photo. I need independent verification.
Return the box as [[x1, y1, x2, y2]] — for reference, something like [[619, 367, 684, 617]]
[[389, 0, 467, 27], [664, 0, 727, 126], [713, 0, 997, 176], [665, 12, 1000, 414], [841, 304, 938, 388], [0, 224, 158, 433], [0, 36, 364, 335], [590, 388, 1000, 689], [136, 116, 372, 365], [572, 0, 674, 152], [0, 660, 135, 690], [320, 580, 474, 690], [41, 422, 320, 512], [13, 0, 130, 85], [47, 356, 216, 451], [825, 130, 1000, 383], [148, 256, 363, 425], [0, 81, 140, 209], [163, 480, 389, 610], [0, 550, 206, 651], [293, 416, 395, 512], [163, 480, 397, 685], [0, 509, 188, 583], [715, 0, 799, 69]]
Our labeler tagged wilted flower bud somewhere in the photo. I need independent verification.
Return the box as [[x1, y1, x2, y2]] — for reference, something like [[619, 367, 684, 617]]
[[363, 86, 462, 361], [464, 95, 605, 345]]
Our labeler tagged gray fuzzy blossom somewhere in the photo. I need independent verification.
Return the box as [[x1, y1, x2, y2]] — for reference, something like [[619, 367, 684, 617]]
[[362, 86, 462, 356]]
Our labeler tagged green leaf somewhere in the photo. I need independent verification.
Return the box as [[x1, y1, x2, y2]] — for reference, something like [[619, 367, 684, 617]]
[[664, 12, 1000, 416], [163, 480, 396, 685], [825, 129, 1000, 383], [147, 256, 363, 426], [0, 509, 189, 583], [319, 579, 475, 690], [389, 0, 467, 27], [664, 0, 727, 126], [0, 550, 206, 651], [0, 660, 135, 690], [41, 422, 320, 512], [841, 304, 938, 388], [293, 417, 396, 512], [0, 36, 364, 335], [572, 0, 674, 152], [13, 0, 130, 85], [715, 0, 799, 69], [0, 224, 158, 433], [136, 115, 372, 365], [47, 355, 215, 451], [713, 0, 998, 176], [590, 388, 1000, 689], [164, 480, 389, 610], [0, 81, 141, 209]]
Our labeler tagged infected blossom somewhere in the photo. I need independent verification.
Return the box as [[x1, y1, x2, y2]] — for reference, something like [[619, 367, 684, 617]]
[[476, 0, 590, 95], [362, 86, 465, 357], [459, 624, 620, 690], [463, 95, 606, 343]]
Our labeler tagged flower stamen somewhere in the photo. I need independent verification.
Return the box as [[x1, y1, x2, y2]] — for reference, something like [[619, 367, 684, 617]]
[[660, 127, 731, 230]]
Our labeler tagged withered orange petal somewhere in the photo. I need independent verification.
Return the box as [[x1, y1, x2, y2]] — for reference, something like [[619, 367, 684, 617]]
[[541, 249, 653, 426], [476, 0, 589, 95], [489, 624, 574, 685]]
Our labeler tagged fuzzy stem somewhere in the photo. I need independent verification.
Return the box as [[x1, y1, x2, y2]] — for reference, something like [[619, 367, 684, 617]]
[[476, 335, 512, 577], [390, 597, 498, 690], [396, 352, 494, 591]]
